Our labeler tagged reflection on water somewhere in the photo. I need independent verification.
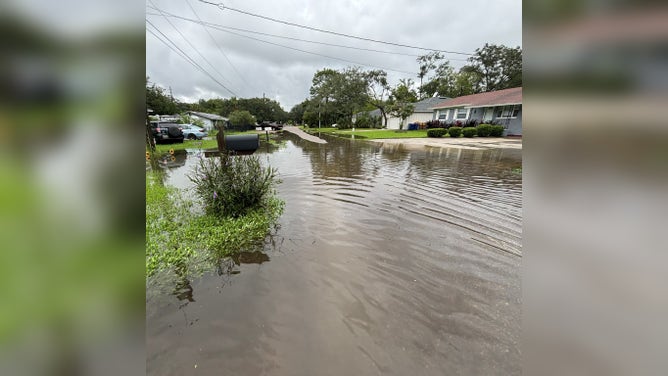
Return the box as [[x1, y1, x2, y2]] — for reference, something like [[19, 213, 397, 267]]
[[231, 251, 270, 265], [147, 132, 522, 375]]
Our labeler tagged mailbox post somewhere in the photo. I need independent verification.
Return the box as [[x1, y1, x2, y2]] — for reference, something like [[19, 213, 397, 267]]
[[216, 120, 260, 155]]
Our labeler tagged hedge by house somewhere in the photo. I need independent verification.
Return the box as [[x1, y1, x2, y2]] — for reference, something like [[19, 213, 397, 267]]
[[462, 127, 477, 138], [427, 128, 447, 138], [490, 125, 504, 137], [476, 124, 493, 137], [447, 127, 462, 138]]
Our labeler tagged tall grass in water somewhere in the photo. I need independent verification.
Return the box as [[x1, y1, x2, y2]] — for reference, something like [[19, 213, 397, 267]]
[[146, 153, 283, 279], [189, 153, 279, 218]]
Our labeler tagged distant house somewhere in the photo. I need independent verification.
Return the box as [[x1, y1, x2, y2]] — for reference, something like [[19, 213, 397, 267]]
[[159, 114, 180, 122], [353, 97, 449, 129], [186, 111, 229, 131], [430, 87, 522, 136], [387, 96, 450, 129]]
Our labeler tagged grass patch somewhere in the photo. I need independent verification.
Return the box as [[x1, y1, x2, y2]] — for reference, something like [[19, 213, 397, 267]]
[[146, 171, 284, 279], [154, 139, 217, 153], [336, 129, 430, 139], [151, 130, 283, 153], [304, 127, 430, 139], [302, 127, 340, 134]]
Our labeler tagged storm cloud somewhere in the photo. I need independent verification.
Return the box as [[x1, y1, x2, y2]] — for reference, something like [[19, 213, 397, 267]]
[[146, 0, 522, 111]]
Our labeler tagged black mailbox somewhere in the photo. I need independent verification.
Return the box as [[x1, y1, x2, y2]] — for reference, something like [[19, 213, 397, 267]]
[[220, 134, 259, 155]]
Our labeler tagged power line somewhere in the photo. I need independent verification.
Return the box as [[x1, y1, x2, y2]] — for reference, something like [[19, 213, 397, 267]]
[[148, 0, 239, 93], [146, 6, 421, 74], [184, 0, 255, 91], [146, 8, 423, 58], [197, 0, 474, 56], [146, 21, 202, 71], [146, 19, 237, 96], [147, 5, 471, 62], [147, 27, 193, 68], [210, 24, 417, 75]]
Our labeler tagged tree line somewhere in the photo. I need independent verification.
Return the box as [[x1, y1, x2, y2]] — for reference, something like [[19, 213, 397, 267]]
[[147, 77, 290, 124], [292, 43, 521, 129], [147, 43, 521, 129]]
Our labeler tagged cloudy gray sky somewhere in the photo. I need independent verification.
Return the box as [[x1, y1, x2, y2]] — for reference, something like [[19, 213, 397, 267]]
[[146, 0, 522, 111]]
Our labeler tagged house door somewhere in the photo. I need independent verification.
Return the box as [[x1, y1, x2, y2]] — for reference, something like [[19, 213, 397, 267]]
[[483, 108, 493, 122]]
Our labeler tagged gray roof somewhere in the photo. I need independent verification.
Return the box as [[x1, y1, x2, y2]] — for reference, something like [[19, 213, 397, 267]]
[[355, 97, 449, 118], [368, 109, 382, 117], [187, 111, 228, 121], [413, 97, 450, 112], [354, 108, 382, 118]]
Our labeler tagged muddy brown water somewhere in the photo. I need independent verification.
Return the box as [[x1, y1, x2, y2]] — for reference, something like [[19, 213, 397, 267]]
[[147, 132, 522, 375]]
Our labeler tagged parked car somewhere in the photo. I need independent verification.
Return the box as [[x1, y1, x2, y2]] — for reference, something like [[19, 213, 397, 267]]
[[150, 122, 184, 144], [180, 124, 208, 140], [258, 121, 283, 131]]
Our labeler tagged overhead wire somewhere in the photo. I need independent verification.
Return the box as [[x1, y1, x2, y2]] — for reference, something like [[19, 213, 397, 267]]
[[184, 0, 256, 91], [147, 8, 419, 58], [148, 0, 239, 94], [146, 6, 418, 75], [146, 8, 473, 63], [210, 26, 417, 75], [197, 0, 474, 56], [146, 27, 193, 67], [146, 19, 237, 96]]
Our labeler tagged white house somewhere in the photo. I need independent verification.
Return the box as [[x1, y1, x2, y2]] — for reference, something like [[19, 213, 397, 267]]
[[431, 87, 522, 136], [353, 97, 449, 129], [186, 111, 229, 131], [386, 96, 449, 129]]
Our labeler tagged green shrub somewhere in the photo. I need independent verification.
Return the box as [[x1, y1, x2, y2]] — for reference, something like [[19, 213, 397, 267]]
[[462, 127, 477, 138], [146, 171, 284, 278], [490, 125, 505, 137], [447, 127, 462, 138], [476, 124, 493, 137], [427, 128, 447, 138], [189, 153, 279, 218]]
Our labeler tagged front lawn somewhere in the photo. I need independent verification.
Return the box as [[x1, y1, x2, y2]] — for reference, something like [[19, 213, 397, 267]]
[[302, 126, 340, 134], [154, 139, 217, 153], [303, 127, 430, 139], [151, 130, 281, 153], [146, 168, 283, 279], [336, 129, 429, 139]]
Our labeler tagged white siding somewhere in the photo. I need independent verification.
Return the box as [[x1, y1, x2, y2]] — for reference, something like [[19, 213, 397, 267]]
[[385, 112, 435, 129], [190, 115, 215, 131]]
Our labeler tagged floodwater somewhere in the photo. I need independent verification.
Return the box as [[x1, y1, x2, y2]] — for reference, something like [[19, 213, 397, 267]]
[[147, 132, 522, 375]]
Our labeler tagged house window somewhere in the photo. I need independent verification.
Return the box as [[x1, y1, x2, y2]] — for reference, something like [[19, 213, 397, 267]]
[[456, 108, 468, 119], [496, 105, 521, 119], [438, 111, 447, 120]]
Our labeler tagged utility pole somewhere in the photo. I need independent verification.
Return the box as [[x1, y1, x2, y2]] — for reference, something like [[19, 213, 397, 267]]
[[318, 101, 321, 129]]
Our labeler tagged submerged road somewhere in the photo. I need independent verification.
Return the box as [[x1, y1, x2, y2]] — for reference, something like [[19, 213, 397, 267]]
[[148, 133, 522, 375], [282, 126, 327, 144]]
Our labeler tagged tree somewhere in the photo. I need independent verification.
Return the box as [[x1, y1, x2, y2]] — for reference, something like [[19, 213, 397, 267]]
[[228, 110, 256, 130], [195, 98, 226, 115], [309, 68, 338, 125], [146, 77, 178, 115], [308, 67, 368, 128], [418, 57, 480, 98], [465, 43, 522, 91], [288, 99, 309, 124], [416, 52, 443, 99], [177, 114, 205, 128], [240, 97, 287, 123], [363, 70, 391, 127], [420, 60, 456, 98], [388, 79, 417, 130]]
